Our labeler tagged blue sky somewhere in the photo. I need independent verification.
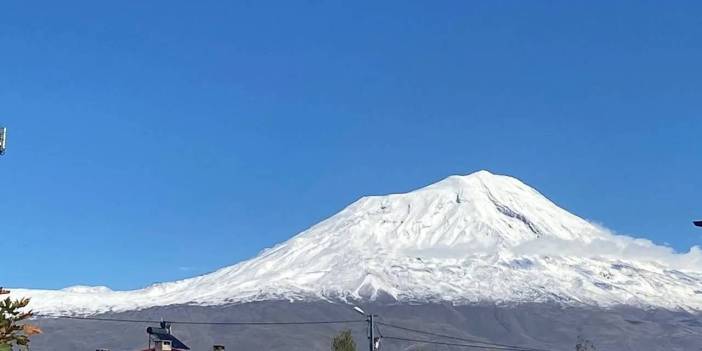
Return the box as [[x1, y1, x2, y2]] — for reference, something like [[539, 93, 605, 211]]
[[1, 1, 700, 290]]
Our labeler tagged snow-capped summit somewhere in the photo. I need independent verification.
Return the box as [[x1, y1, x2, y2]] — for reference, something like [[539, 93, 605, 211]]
[[13, 171, 702, 315]]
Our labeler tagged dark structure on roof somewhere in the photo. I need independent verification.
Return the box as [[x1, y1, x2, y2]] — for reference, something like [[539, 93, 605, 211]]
[[143, 322, 190, 351]]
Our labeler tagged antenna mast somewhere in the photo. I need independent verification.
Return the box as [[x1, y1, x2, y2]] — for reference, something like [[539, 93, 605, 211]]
[[0, 127, 6, 156]]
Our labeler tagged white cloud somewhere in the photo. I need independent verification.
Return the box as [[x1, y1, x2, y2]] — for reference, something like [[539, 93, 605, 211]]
[[512, 223, 702, 271]]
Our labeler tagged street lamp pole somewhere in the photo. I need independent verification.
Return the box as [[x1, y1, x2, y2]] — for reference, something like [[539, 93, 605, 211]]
[[368, 313, 374, 351], [353, 306, 379, 351]]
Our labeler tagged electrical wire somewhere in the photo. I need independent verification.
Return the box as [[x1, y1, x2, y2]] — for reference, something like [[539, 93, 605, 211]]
[[377, 321, 553, 351], [382, 335, 553, 351], [374, 322, 383, 338], [52, 316, 157, 324], [53, 315, 366, 326], [50, 315, 559, 351]]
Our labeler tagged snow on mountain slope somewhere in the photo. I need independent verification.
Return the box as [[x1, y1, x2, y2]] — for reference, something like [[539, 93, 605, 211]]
[[13, 171, 702, 315]]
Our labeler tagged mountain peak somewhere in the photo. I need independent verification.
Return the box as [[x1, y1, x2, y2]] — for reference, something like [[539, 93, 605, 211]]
[[419, 170, 534, 199], [423, 169, 499, 188], [372, 170, 600, 247]]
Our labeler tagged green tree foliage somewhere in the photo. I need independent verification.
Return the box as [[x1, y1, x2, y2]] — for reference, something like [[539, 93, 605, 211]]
[[0, 288, 41, 350], [332, 329, 356, 351]]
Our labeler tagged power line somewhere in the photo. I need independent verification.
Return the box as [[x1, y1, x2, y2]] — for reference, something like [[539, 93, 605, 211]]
[[170, 319, 365, 326], [378, 322, 554, 351], [53, 315, 366, 326], [51, 315, 560, 351], [52, 316, 156, 324], [382, 335, 552, 351]]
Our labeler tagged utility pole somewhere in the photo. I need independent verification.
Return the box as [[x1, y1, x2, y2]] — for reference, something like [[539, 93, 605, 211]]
[[368, 313, 374, 351], [353, 306, 380, 351]]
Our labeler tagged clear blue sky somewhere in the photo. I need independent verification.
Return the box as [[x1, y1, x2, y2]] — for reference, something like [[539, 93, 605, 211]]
[[1, 1, 700, 290]]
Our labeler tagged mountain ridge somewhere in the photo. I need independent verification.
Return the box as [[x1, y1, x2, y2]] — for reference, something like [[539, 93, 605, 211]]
[[13, 170, 702, 315]]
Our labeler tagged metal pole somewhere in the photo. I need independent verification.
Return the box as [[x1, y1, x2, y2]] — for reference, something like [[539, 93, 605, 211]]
[[0, 127, 6, 156], [368, 314, 374, 351]]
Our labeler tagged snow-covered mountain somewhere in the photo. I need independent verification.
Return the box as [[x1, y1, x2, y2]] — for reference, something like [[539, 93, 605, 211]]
[[15, 171, 702, 315]]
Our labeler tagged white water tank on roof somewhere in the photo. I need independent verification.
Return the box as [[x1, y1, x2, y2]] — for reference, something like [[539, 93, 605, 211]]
[[155, 340, 172, 351]]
